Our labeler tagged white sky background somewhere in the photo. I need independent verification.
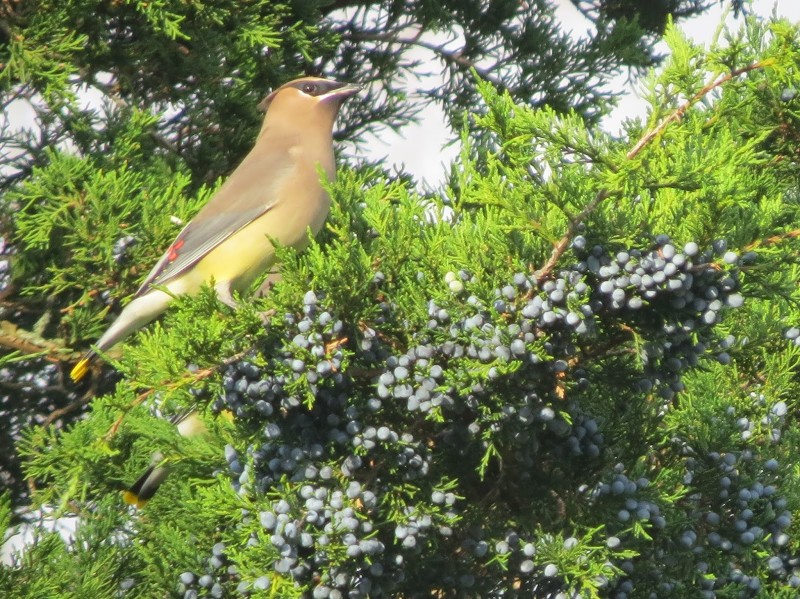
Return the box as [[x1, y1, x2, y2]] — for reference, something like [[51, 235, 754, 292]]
[[4, 2, 797, 185], [363, 0, 800, 188]]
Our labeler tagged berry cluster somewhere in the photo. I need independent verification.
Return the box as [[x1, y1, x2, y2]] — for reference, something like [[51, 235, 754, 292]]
[[1, 359, 67, 499], [175, 542, 231, 598], [599, 406, 795, 596], [111, 234, 137, 263], [180, 236, 761, 596], [0, 236, 11, 295], [733, 392, 788, 443], [569, 235, 744, 401]]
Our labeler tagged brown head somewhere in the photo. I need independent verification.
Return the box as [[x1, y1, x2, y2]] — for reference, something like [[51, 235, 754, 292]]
[[257, 77, 360, 138]]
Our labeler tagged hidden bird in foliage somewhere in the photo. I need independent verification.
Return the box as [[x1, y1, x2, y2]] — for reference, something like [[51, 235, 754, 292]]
[[121, 409, 208, 508]]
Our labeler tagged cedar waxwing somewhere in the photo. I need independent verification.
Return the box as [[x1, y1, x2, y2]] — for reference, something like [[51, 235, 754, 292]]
[[70, 77, 360, 382], [122, 410, 206, 508]]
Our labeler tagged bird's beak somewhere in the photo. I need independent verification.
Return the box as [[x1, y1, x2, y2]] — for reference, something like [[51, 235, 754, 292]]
[[322, 82, 362, 101]]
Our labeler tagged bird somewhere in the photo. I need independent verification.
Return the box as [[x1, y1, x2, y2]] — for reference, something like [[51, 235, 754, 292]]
[[70, 77, 360, 382], [122, 409, 207, 508]]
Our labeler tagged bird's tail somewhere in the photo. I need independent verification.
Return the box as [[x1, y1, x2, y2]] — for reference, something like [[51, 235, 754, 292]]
[[122, 411, 205, 508], [70, 289, 175, 383], [123, 462, 170, 509], [70, 350, 97, 382]]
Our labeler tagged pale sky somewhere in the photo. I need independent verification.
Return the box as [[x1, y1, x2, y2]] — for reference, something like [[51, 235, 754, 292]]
[[5, 2, 796, 188], [363, 0, 800, 188]]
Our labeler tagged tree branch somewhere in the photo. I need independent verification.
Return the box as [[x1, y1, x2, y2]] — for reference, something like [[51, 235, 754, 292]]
[[627, 59, 773, 159], [342, 29, 505, 88], [535, 59, 774, 280], [533, 189, 612, 280]]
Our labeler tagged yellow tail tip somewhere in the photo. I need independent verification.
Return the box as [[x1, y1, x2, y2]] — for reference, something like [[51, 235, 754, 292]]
[[70, 358, 90, 383], [122, 490, 148, 509]]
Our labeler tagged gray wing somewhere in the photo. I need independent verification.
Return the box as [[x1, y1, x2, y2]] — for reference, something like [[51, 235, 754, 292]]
[[134, 146, 294, 298]]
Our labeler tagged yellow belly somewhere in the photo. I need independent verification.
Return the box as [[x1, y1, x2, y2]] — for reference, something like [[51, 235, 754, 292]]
[[171, 191, 330, 295]]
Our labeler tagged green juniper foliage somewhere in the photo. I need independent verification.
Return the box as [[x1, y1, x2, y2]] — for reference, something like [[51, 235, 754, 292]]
[[0, 0, 701, 503], [3, 2, 800, 598]]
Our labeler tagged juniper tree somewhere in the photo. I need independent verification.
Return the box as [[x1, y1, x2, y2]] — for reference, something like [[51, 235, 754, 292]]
[[3, 2, 800, 598], [0, 0, 718, 506]]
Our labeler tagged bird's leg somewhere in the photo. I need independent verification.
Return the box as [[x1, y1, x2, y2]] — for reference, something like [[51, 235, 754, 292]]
[[255, 270, 281, 324], [215, 280, 274, 324], [257, 308, 276, 325], [214, 282, 239, 309], [255, 270, 283, 297]]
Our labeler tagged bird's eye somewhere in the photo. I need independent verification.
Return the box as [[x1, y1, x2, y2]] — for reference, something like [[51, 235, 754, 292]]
[[302, 83, 317, 95]]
